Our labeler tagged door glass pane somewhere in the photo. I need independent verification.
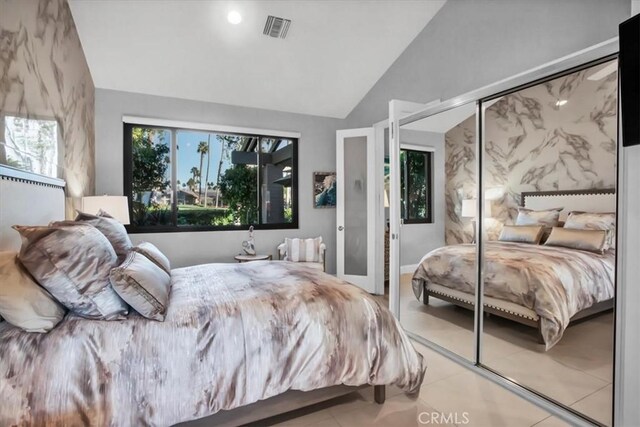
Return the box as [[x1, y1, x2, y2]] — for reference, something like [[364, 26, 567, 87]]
[[343, 136, 368, 276], [398, 102, 477, 361], [480, 59, 617, 426]]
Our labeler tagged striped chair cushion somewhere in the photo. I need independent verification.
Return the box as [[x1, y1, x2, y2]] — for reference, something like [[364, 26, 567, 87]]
[[285, 237, 322, 262]]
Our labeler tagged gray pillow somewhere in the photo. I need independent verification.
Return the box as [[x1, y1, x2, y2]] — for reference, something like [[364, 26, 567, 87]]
[[132, 242, 171, 275], [110, 251, 171, 321], [13, 222, 128, 320], [0, 251, 66, 333], [75, 209, 132, 263]]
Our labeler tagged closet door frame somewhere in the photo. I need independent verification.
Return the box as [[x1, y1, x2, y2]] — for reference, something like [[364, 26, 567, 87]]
[[391, 38, 620, 427]]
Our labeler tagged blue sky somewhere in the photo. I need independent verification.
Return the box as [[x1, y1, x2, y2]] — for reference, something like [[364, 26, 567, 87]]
[[175, 131, 234, 189]]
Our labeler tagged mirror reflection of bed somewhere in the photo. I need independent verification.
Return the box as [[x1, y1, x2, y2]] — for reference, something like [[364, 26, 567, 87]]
[[399, 58, 618, 426]]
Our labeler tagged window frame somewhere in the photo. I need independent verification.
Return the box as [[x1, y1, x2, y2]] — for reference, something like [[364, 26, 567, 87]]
[[123, 122, 299, 233], [400, 147, 433, 225]]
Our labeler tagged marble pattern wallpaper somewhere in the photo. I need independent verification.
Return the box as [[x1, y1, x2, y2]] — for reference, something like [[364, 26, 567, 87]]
[[445, 60, 618, 244], [0, 0, 95, 217]]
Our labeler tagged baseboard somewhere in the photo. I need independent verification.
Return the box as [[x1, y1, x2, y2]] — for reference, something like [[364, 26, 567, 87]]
[[400, 264, 419, 275]]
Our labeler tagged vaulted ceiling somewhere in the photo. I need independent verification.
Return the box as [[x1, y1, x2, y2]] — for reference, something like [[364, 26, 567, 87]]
[[69, 0, 445, 118]]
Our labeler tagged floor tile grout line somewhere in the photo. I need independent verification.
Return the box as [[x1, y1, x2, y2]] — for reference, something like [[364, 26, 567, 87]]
[[569, 382, 613, 408]]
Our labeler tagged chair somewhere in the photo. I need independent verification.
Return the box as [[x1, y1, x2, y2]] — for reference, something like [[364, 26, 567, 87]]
[[277, 237, 326, 272]]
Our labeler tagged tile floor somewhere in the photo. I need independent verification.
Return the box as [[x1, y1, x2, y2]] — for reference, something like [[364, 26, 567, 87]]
[[255, 340, 573, 427], [396, 274, 613, 426]]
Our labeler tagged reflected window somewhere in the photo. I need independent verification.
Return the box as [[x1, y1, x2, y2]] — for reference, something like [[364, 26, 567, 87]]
[[124, 122, 298, 231], [400, 148, 433, 223], [1, 115, 59, 177]]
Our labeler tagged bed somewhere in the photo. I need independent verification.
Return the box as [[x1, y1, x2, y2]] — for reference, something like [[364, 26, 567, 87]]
[[411, 189, 616, 349], [0, 166, 426, 426]]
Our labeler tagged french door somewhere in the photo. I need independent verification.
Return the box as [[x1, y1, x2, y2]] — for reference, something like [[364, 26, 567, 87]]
[[336, 128, 376, 293]]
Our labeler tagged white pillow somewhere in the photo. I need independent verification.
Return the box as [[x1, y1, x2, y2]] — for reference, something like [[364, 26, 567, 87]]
[[285, 237, 322, 262], [0, 251, 66, 333]]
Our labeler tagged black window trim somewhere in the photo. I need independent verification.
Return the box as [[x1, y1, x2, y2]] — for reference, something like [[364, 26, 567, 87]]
[[400, 147, 433, 225], [123, 122, 299, 234]]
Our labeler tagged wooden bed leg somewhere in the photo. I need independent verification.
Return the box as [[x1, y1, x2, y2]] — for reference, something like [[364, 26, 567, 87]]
[[374, 385, 386, 404], [422, 285, 429, 305], [537, 322, 545, 345]]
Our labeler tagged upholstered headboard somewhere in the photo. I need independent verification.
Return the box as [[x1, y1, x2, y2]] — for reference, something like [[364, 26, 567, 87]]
[[521, 188, 616, 221], [0, 166, 66, 251]]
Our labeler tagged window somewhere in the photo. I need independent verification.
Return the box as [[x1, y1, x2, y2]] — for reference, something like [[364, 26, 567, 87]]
[[0, 115, 59, 177], [124, 122, 298, 232], [400, 148, 433, 223]]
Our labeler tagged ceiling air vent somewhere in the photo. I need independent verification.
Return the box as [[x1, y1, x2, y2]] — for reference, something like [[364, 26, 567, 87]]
[[263, 15, 291, 39]]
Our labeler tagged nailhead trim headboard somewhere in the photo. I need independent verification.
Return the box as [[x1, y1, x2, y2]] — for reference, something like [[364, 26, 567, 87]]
[[521, 188, 616, 221], [0, 165, 66, 251]]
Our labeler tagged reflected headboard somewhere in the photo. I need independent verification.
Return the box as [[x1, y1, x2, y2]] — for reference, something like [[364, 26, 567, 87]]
[[521, 188, 616, 221], [0, 166, 66, 251]]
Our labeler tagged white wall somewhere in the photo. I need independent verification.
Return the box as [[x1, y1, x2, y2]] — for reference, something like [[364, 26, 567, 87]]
[[95, 89, 343, 272], [399, 129, 445, 267], [345, 0, 630, 128]]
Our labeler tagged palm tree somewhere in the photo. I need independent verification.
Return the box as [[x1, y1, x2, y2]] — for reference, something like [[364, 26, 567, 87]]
[[197, 141, 208, 203], [190, 166, 199, 184], [202, 135, 212, 208]]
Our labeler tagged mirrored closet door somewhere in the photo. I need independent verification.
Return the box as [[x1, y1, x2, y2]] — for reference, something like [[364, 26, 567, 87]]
[[397, 102, 478, 362], [479, 57, 618, 426], [392, 46, 618, 426]]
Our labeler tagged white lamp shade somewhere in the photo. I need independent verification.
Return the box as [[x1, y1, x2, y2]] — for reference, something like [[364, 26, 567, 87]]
[[461, 199, 491, 218], [82, 196, 130, 224]]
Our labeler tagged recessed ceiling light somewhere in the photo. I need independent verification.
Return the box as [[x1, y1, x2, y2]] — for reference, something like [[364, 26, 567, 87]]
[[227, 10, 242, 25], [555, 99, 568, 107]]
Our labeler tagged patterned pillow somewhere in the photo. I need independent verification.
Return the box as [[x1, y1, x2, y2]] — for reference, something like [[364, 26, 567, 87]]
[[110, 251, 171, 321], [13, 222, 128, 320], [285, 237, 322, 262], [515, 207, 563, 227], [75, 209, 132, 263], [564, 211, 616, 250]]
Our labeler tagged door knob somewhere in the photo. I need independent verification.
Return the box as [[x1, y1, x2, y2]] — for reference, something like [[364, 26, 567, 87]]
[[338, 226, 344, 231]]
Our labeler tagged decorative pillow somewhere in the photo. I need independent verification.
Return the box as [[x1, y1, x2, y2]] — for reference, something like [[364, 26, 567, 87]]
[[564, 211, 616, 250], [110, 251, 171, 321], [132, 242, 171, 275], [544, 227, 607, 254], [515, 207, 563, 227], [0, 251, 66, 333], [75, 209, 132, 263], [13, 222, 128, 320], [285, 237, 322, 262], [498, 225, 545, 244]]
